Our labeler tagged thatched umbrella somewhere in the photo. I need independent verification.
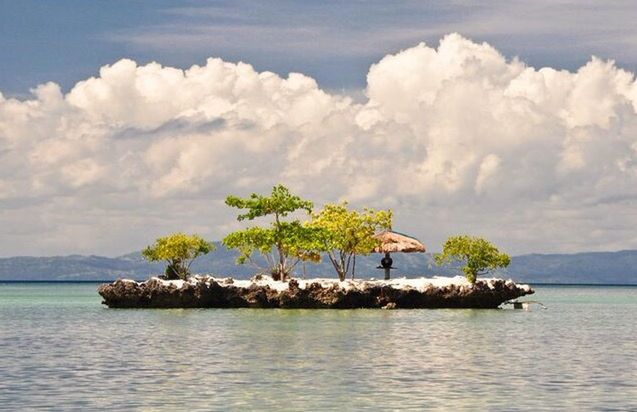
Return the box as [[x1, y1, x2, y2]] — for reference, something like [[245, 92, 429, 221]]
[[373, 230, 426, 280]]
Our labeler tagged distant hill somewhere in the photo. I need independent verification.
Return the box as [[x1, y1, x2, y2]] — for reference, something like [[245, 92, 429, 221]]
[[1, 243, 636, 284], [507, 250, 637, 284]]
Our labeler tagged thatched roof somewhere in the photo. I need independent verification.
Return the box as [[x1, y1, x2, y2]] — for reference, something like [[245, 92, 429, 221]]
[[372, 230, 426, 253]]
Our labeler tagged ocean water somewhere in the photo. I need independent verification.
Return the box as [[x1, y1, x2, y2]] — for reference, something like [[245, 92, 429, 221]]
[[0, 283, 636, 411]]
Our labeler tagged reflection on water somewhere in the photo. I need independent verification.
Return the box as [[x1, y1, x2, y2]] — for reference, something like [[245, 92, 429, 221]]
[[0, 283, 636, 411]]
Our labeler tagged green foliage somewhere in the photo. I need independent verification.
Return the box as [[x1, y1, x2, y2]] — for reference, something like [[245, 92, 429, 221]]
[[223, 227, 274, 265], [308, 203, 392, 281], [223, 223, 320, 264], [222, 185, 317, 280], [434, 235, 510, 283], [141, 233, 214, 280], [225, 184, 313, 221]]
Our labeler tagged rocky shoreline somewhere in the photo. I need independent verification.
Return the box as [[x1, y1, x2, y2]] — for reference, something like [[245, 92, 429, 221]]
[[98, 275, 534, 309]]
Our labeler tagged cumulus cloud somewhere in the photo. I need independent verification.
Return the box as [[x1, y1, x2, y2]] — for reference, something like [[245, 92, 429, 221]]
[[2, 33, 637, 256]]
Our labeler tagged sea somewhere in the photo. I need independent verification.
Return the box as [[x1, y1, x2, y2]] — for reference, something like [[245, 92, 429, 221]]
[[0, 282, 636, 411]]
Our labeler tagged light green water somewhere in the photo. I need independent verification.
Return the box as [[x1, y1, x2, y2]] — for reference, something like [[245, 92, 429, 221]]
[[0, 283, 636, 411]]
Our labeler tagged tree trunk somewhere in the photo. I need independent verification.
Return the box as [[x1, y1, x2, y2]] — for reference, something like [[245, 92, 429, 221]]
[[351, 255, 356, 280], [339, 254, 347, 282], [165, 260, 181, 280], [328, 253, 345, 282], [275, 212, 286, 281], [338, 269, 346, 282]]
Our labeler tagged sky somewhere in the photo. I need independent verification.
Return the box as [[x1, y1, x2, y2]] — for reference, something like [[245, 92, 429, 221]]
[[2, 1, 637, 257]]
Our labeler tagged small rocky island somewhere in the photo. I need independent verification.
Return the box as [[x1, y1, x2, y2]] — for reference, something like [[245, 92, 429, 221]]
[[98, 275, 533, 309], [101, 187, 535, 309]]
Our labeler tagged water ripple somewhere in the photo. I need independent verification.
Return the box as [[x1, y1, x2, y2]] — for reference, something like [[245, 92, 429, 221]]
[[0, 284, 636, 411]]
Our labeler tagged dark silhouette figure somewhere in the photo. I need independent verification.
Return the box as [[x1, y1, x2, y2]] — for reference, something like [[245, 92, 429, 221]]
[[378, 252, 394, 280]]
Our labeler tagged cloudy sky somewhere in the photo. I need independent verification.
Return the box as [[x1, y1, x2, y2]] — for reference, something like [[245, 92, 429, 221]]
[[2, 1, 637, 257]]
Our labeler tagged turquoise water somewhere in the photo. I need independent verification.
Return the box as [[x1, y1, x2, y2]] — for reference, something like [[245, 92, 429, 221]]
[[1, 283, 636, 411]]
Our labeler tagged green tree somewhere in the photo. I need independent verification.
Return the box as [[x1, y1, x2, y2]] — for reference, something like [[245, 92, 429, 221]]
[[142, 233, 214, 280], [308, 203, 392, 281], [434, 235, 510, 283], [222, 185, 318, 280]]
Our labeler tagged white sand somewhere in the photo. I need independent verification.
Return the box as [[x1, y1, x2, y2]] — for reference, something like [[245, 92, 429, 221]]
[[127, 275, 530, 292]]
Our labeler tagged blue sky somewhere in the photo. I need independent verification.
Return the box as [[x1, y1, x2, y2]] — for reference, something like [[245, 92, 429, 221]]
[[2, 1, 637, 96], [3, 1, 637, 256]]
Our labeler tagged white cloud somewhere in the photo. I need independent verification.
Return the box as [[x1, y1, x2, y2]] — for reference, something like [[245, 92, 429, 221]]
[[475, 154, 501, 195], [2, 34, 637, 256]]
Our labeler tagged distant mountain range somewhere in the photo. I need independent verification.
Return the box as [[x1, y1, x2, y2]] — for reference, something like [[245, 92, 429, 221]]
[[1, 242, 636, 284]]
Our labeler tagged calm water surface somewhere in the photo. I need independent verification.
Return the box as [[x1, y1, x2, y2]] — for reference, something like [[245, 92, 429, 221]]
[[1, 283, 636, 411]]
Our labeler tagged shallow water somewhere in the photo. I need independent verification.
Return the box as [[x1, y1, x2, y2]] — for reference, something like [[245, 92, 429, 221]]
[[0, 283, 636, 411]]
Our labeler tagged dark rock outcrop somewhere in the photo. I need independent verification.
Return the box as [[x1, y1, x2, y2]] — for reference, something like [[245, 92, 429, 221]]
[[98, 277, 533, 309]]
